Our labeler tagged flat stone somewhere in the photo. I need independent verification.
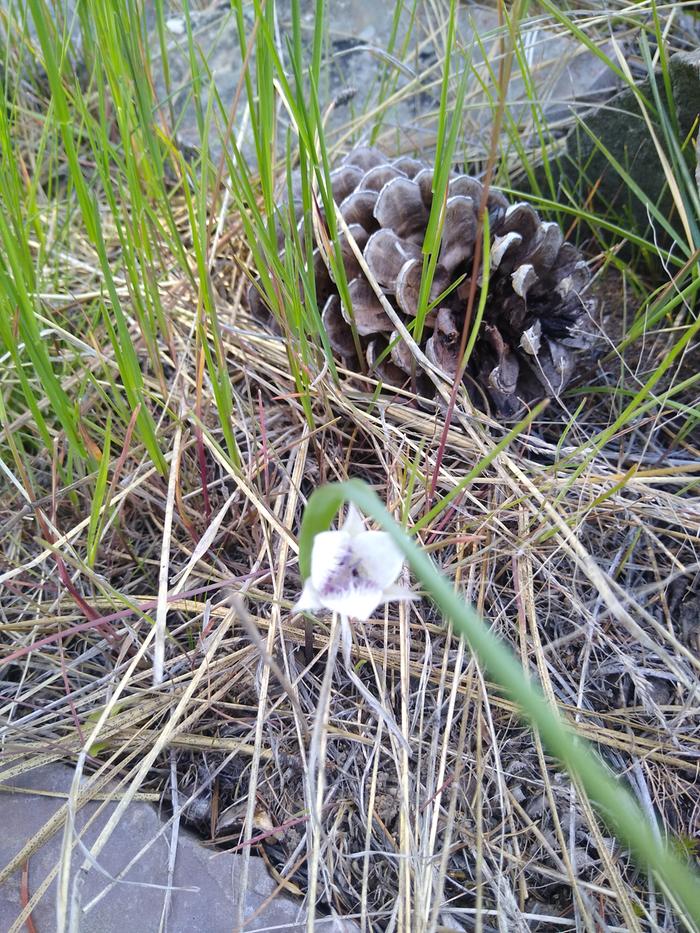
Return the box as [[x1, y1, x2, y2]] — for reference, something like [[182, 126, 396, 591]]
[[0, 763, 357, 932]]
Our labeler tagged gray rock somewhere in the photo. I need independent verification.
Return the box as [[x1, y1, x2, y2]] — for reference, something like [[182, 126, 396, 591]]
[[153, 0, 428, 163], [0, 0, 623, 167], [671, 49, 700, 203], [562, 48, 700, 241], [461, 8, 619, 133], [153, 2, 618, 164], [0, 763, 357, 932], [669, 48, 700, 135]]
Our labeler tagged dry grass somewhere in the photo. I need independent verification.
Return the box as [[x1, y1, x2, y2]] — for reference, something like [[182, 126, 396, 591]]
[[2, 1, 700, 931], [2, 247, 699, 929]]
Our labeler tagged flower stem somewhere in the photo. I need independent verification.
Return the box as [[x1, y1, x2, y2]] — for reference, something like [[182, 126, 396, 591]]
[[306, 612, 342, 932]]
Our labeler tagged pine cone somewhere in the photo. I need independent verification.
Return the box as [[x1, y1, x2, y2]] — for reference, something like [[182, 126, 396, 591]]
[[248, 146, 597, 416]]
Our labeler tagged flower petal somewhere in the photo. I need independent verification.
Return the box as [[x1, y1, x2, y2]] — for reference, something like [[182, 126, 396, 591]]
[[309, 529, 353, 592], [321, 583, 385, 621], [381, 583, 419, 603], [294, 579, 324, 613], [343, 503, 366, 538], [352, 531, 405, 589]]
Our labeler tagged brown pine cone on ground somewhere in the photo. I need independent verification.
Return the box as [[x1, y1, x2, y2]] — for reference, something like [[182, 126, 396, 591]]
[[248, 146, 597, 416]]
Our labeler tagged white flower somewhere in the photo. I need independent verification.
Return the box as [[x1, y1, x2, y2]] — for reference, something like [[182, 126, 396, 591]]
[[295, 505, 417, 621]]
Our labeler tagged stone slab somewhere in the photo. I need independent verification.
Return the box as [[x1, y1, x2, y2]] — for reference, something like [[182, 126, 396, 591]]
[[0, 763, 356, 932]]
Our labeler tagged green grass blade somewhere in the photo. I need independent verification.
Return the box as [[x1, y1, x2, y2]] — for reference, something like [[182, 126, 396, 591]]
[[86, 415, 112, 567]]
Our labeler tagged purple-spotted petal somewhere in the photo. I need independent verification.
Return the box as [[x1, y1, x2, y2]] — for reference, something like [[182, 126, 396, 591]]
[[309, 529, 353, 594], [298, 508, 416, 619]]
